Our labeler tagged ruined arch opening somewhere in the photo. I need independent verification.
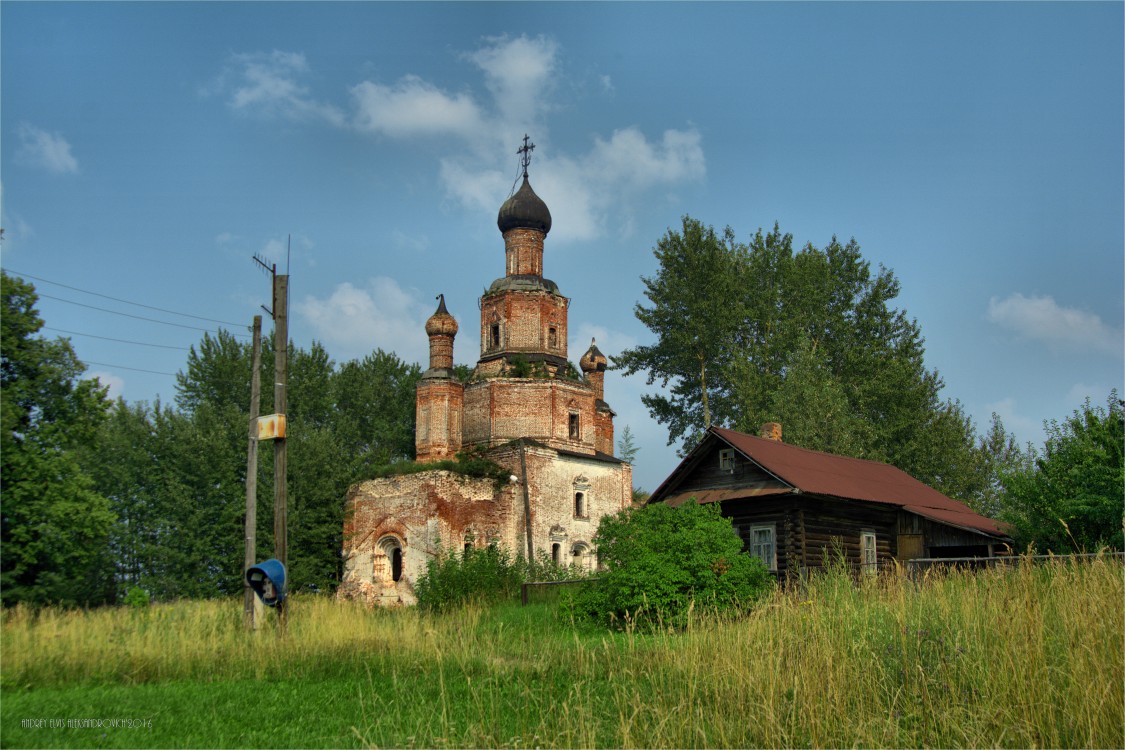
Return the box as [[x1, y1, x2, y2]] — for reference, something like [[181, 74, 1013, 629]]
[[571, 542, 592, 571], [377, 536, 405, 584]]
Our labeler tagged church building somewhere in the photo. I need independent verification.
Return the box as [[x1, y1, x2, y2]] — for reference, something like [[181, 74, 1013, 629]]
[[339, 140, 632, 605]]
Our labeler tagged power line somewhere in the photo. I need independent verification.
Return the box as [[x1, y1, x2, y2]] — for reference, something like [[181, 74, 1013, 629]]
[[36, 294, 252, 338], [43, 326, 192, 351], [6, 268, 248, 327], [83, 361, 178, 376]]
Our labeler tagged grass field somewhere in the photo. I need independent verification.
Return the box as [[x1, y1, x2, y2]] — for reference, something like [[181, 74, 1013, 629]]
[[2, 556, 1122, 748]]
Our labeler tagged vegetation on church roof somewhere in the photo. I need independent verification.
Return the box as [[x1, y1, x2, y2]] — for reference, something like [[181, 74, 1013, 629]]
[[365, 447, 512, 489], [501, 355, 583, 382]]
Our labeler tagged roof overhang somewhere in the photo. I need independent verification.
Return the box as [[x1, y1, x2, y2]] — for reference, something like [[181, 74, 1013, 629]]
[[663, 487, 794, 507]]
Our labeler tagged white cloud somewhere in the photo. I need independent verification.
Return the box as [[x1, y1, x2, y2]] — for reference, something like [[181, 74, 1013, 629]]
[[89, 371, 125, 401], [467, 35, 558, 129], [222, 51, 345, 126], [438, 160, 511, 215], [216, 37, 705, 242], [984, 396, 1040, 439], [17, 123, 79, 175], [1065, 382, 1113, 409], [986, 293, 1122, 356], [588, 127, 706, 188], [351, 76, 485, 139], [391, 230, 431, 255], [0, 184, 35, 254], [297, 277, 430, 364]]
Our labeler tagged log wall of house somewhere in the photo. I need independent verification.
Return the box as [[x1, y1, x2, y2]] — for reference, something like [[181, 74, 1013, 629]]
[[719, 496, 900, 575], [794, 496, 897, 572], [720, 497, 797, 577]]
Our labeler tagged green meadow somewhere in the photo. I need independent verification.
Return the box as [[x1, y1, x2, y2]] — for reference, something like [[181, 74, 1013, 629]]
[[2, 556, 1121, 749]]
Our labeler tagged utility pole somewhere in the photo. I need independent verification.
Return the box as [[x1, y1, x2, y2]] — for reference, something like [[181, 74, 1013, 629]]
[[244, 315, 263, 630], [253, 249, 290, 637], [272, 271, 289, 635]]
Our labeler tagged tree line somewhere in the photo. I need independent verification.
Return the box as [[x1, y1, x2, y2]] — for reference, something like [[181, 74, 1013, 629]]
[[3, 219, 1121, 607], [2, 270, 420, 606]]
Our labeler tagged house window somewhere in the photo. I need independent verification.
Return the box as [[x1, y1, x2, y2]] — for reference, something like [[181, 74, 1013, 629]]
[[749, 524, 776, 571], [548, 326, 557, 349], [552, 543, 561, 565], [574, 491, 586, 518], [568, 413, 580, 440], [861, 532, 877, 575], [490, 324, 501, 349], [719, 448, 736, 472]]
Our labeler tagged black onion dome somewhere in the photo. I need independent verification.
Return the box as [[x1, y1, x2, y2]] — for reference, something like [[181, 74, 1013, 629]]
[[497, 176, 552, 235]]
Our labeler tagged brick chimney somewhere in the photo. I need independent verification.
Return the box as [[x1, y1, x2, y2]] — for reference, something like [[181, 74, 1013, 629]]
[[759, 422, 782, 442]]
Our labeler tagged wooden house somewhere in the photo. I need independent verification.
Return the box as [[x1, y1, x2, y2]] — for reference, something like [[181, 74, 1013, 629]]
[[647, 424, 1012, 576]]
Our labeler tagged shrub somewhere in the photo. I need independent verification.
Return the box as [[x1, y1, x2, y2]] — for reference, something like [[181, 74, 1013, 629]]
[[414, 545, 577, 613], [123, 586, 149, 609], [566, 500, 774, 629]]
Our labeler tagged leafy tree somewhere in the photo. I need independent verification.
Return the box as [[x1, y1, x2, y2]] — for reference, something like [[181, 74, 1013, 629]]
[[283, 423, 355, 592], [1, 271, 114, 606], [333, 350, 421, 469], [615, 217, 747, 448], [81, 399, 165, 599], [617, 424, 639, 463], [567, 500, 774, 629], [763, 337, 874, 457], [969, 413, 1026, 519], [619, 218, 987, 502], [174, 329, 254, 415], [1001, 392, 1124, 552]]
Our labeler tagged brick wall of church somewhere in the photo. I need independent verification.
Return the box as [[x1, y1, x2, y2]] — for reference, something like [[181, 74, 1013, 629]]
[[462, 378, 598, 453], [490, 442, 632, 570], [479, 292, 568, 361], [503, 227, 545, 276], [340, 471, 520, 606], [416, 379, 464, 462]]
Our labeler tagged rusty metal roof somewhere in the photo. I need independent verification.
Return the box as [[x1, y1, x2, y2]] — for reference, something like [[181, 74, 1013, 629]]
[[663, 426, 1009, 539]]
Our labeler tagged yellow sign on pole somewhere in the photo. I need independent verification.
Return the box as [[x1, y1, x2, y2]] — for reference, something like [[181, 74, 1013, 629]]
[[256, 414, 287, 441]]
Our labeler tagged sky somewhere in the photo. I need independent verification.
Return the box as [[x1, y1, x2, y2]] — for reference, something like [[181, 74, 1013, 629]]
[[2, 1, 1122, 493]]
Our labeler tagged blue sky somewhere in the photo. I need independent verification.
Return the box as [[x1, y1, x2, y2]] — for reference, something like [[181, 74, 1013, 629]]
[[3, 1, 1122, 492]]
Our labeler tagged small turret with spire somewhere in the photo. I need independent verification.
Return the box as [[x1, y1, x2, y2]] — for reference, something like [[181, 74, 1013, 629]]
[[424, 293, 459, 376], [416, 293, 464, 462]]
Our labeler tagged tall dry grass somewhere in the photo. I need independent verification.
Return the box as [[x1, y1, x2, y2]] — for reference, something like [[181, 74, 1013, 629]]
[[3, 555, 1122, 748]]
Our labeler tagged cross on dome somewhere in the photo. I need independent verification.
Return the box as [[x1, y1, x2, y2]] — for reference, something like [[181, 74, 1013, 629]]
[[517, 134, 535, 178]]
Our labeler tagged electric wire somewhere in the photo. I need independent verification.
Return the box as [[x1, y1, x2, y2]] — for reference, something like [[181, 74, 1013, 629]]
[[36, 293, 252, 338], [43, 326, 192, 351], [83, 361, 178, 376], [5, 268, 248, 327]]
